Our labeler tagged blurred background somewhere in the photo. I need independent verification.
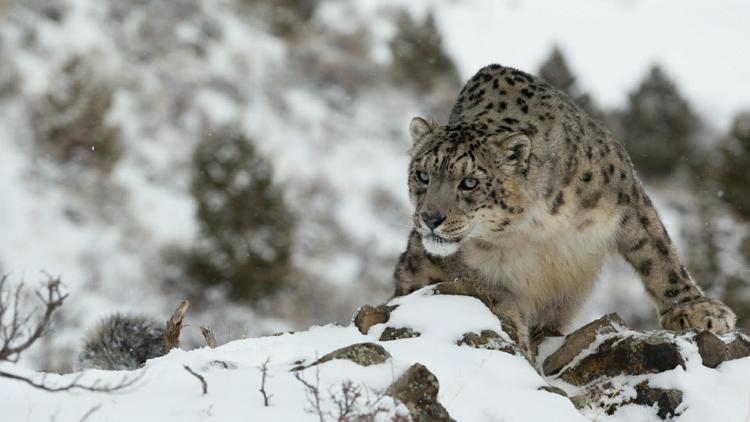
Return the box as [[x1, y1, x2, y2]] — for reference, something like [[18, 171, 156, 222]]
[[0, 0, 748, 372]]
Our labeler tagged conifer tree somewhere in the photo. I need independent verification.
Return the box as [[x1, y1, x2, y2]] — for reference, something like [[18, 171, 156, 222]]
[[537, 46, 600, 117], [389, 11, 461, 94], [617, 65, 699, 179], [717, 111, 750, 219], [187, 127, 293, 301], [34, 56, 122, 173]]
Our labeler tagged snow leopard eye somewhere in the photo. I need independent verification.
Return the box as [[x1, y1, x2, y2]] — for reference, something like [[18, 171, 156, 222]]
[[459, 177, 478, 191], [416, 170, 430, 184]]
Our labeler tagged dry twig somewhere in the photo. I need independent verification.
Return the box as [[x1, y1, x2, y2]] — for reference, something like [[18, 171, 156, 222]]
[[201, 325, 217, 348], [0, 275, 68, 362], [258, 357, 272, 406], [0, 369, 143, 393], [184, 365, 207, 395], [165, 300, 189, 351]]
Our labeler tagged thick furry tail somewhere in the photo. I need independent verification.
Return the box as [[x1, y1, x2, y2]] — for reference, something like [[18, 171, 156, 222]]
[[77, 314, 165, 370]]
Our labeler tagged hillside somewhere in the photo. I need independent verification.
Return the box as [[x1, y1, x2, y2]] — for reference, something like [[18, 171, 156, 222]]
[[2, 285, 750, 421]]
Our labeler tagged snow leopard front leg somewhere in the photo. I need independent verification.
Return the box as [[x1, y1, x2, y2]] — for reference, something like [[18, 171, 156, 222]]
[[616, 190, 736, 334]]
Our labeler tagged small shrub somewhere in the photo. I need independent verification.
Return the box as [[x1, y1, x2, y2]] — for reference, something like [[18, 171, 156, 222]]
[[537, 46, 601, 117], [614, 65, 700, 179], [33, 55, 123, 173], [240, 0, 317, 39], [717, 111, 750, 219], [389, 10, 461, 94], [187, 126, 293, 301]]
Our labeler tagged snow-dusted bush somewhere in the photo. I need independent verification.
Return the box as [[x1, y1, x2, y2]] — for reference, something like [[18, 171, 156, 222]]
[[718, 111, 750, 220], [186, 126, 294, 301], [33, 55, 123, 174], [614, 65, 700, 180], [388, 11, 460, 96]]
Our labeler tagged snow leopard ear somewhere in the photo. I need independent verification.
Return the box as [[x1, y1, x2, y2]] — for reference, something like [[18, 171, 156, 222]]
[[409, 117, 438, 146], [490, 132, 531, 174]]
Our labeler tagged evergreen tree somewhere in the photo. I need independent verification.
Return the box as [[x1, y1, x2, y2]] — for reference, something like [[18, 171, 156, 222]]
[[389, 11, 461, 94], [33, 56, 122, 173], [538, 46, 576, 95], [616, 65, 700, 179], [717, 111, 750, 219], [240, 0, 317, 39], [537, 46, 600, 117], [187, 127, 293, 301]]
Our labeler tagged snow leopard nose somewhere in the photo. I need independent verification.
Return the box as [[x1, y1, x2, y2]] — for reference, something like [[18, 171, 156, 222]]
[[421, 210, 446, 231]]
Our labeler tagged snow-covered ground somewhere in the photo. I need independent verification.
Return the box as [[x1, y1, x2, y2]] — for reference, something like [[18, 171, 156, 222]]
[[3, 288, 750, 422]]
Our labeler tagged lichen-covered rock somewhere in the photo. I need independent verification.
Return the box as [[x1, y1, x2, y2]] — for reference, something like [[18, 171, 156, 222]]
[[379, 327, 421, 341], [543, 313, 627, 376], [457, 330, 519, 355], [571, 380, 682, 419], [695, 330, 750, 368], [559, 334, 685, 386], [538, 385, 568, 397], [308, 342, 391, 368], [353, 304, 397, 334], [694, 330, 728, 368], [386, 363, 455, 422], [725, 332, 750, 362], [632, 381, 683, 419]]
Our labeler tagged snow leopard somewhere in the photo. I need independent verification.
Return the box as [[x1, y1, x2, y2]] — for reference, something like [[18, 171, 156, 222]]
[[393, 64, 736, 354]]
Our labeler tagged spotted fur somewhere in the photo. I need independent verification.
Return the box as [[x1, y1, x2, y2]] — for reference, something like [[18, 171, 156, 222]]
[[394, 64, 736, 354]]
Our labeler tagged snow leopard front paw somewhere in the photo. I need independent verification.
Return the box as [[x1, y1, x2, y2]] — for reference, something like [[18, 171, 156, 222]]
[[660, 298, 736, 335]]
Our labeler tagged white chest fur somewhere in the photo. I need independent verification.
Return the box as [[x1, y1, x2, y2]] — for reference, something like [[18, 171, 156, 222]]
[[461, 204, 622, 315]]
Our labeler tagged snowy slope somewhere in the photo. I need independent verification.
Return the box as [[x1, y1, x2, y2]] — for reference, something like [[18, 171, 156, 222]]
[[4, 288, 750, 422]]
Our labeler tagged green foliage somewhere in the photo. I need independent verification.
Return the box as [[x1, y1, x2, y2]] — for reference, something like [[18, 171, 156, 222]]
[[537, 46, 601, 118], [389, 11, 461, 94], [187, 127, 293, 301], [538, 46, 576, 94], [33, 56, 123, 173], [717, 111, 750, 219], [616, 65, 700, 179], [242, 0, 317, 39]]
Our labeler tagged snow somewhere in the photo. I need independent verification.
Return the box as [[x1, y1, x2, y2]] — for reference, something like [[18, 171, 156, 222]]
[[0, 289, 586, 422], [4, 290, 750, 421]]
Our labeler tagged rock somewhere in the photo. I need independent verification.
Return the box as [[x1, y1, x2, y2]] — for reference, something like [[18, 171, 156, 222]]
[[379, 327, 420, 341], [694, 330, 727, 368], [386, 363, 455, 422], [308, 343, 391, 368], [538, 385, 568, 397], [353, 304, 397, 335], [632, 381, 683, 420], [726, 332, 750, 361], [571, 380, 682, 419], [694, 330, 750, 368], [559, 334, 685, 386], [543, 313, 626, 376], [457, 330, 518, 355]]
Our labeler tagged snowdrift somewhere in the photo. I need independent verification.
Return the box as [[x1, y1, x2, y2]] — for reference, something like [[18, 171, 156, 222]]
[[2, 285, 750, 422]]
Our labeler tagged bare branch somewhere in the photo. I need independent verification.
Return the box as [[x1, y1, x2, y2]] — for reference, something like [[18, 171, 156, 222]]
[[258, 357, 272, 406], [294, 367, 324, 422], [183, 365, 207, 395], [0, 369, 143, 393], [77, 404, 103, 422], [0, 275, 68, 362], [201, 325, 217, 348], [165, 300, 189, 351]]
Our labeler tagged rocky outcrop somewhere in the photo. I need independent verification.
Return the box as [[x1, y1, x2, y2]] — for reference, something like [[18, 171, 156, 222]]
[[341, 285, 750, 420], [386, 363, 455, 422]]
